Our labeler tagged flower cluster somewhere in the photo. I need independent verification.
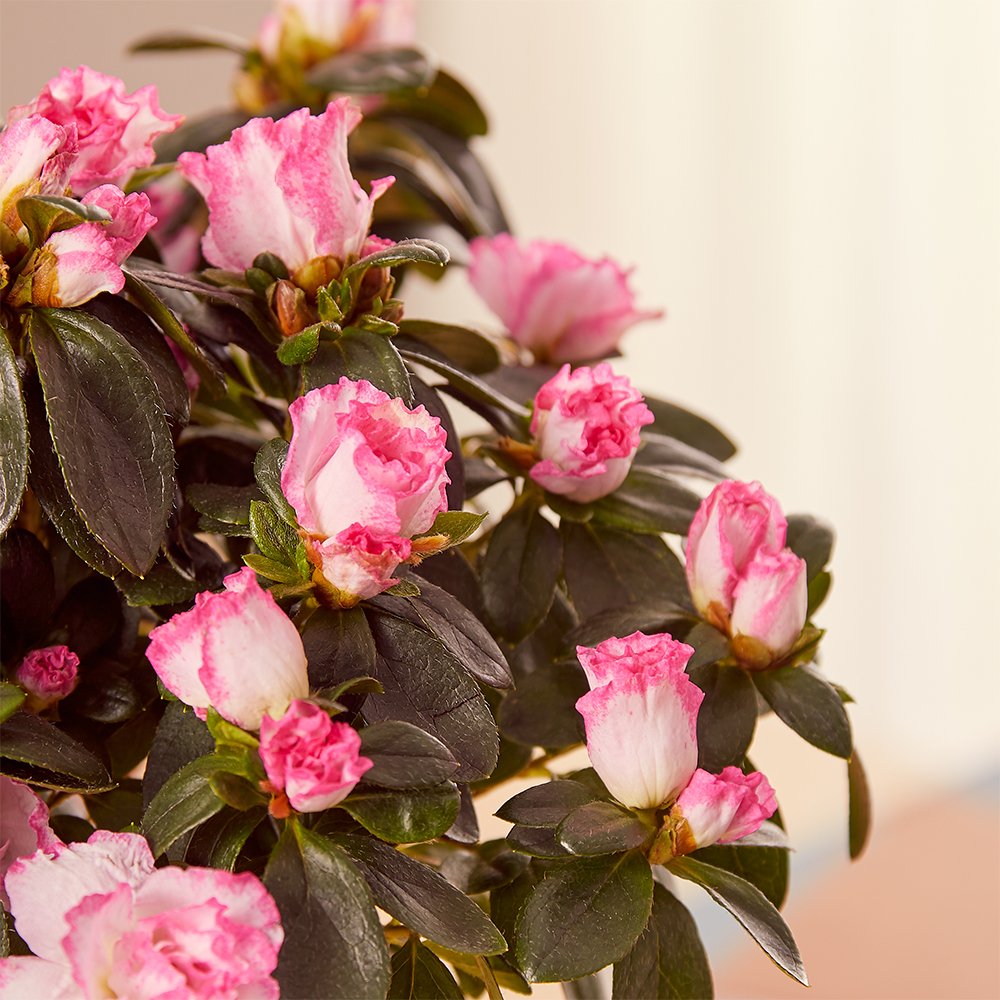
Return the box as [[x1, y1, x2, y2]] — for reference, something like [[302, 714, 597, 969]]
[[686, 480, 808, 667], [575, 631, 776, 856]]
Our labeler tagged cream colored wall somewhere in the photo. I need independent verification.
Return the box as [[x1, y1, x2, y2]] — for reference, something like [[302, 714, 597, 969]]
[[2, 0, 997, 916]]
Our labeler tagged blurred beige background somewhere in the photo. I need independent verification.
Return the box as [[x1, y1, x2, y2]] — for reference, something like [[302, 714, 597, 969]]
[[2, 1, 998, 997]]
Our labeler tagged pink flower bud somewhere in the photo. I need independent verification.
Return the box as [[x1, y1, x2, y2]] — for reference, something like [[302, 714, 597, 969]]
[[684, 480, 787, 625], [13, 645, 79, 709], [282, 378, 450, 604], [576, 631, 702, 809], [730, 549, 808, 668], [1, 831, 282, 997], [671, 767, 777, 853], [259, 700, 372, 812], [177, 99, 393, 276], [468, 234, 662, 363], [529, 363, 653, 503], [0, 777, 60, 909], [7, 66, 182, 194], [146, 567, 309, 731]]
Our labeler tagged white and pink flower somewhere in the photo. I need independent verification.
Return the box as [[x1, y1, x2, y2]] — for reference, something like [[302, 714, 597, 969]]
[[575, 630, 777, 855], [671, 767, 777, 853], [7, 66, 182, 194], [177, 98, 393, 277], [529, 363, 653, 503], [8, 184, 156, 308], [468, 234, 662, 364], [13, 644, 79, 710], [0, 115, 77, 253], [0, 777, 59, 910], [0, 831, 282, 998], [146, 566, 309, 731], [685, 480, 807, 666], [260, 699, 372, 812], [282, 377, 451, 604]]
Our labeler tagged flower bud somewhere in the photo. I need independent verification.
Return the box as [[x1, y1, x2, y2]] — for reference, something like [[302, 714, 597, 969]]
[[530, 363, 653, 503], [684, 480, 787, 627], [146, 567, 309, 731], [259, 700, 372, 813], [14, 645, 79, 710], [730, 548, 808, 668]]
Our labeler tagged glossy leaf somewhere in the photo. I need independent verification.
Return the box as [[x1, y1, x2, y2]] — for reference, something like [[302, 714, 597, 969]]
[[691, 841, 789, 911], [0, 712, 112, 792], [566, 599, 693, 656], [689, 663, 758, 772], [0, 331, 27, 538], [632, 431, 728, 479], [514, 851, 653, 982], [359, 720, 460, 789], [643, 395, 736, 462], [265, 824, 389, 1000], [397, 319, 499, 374], [16, 194, 110, 247], [30, 309, 173, 575], [184, 806, 266, 871], [302, 607, 377, 689], [612, 882, 713, 1000], [481, 502, 562, 643], [496, 780, 599, 827], [754, 664, 853, 758], [848, 751, 872, 859], [556, 802, 654, 856], [340, 782, 460, 843], [305, 330, 414, 404], [332, 832, 507, 955], [389, 937, 464, 1000], [309, 46, 436, 95], [668, 855, 807, 985], [593, 468, 701, 536], [364, 610, 499, 781], [254, 438, 297, 526]]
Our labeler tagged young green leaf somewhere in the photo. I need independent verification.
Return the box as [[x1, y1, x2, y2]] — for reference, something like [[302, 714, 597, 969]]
[[254, 438, 297, 526]]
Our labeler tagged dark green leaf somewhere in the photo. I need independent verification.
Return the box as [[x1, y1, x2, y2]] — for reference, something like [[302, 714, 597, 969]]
[[691, 840, 789, 910], [0, 331, 28, 538], [593, 468, 701, 536], [689, 663, 758, 772], [309, 46, 436, 95], [186, 483, 261, 525], [506, 824, 572, 859], [254, 438, 297, 526], [561, 522, 689, 619], [754, 664, 852, 758], [249, 498, 299, 561], [343, 238, 449, 278], [397, 319, 499, 374], [302, 607, 378, 690], [390, 937, 464, 999], [30, 309, 173, 575], [0, 712, 112, 791], [848, 751, 872, 860], [481, 503, 561, 643], [370, 578, 512, 689], [332, 832, 507, 955], [184, 806, 265, 870], [807, 570, 832, 616], [305, 330, 414, 404], [515, 851, 653, 982], [341, 782, 460, 843], [16, 194, 110, 247], [633, 431, 728, 479], [0, 529, 54, 638], [566, 599, 693, 658], [130, 28, 248, 53], [265, 825, 389, 999], [668, 855, 807, 985], [496, 780, 599, 827], [142, 752, 236, 856], [319, 675, 384, 704], [364, 610, 499, 782], [116, 560, 201, 607], [380, 67, 489, 139], [557, 802, 654, 856], [143, 702, 214, 807], [86, 779, 143, 831], [643, 396, 736, 462], [359, 721, 460, 789], [785, 514, 835, 578], [498, 663, 588, 750], [612, 882, 713, 1000]]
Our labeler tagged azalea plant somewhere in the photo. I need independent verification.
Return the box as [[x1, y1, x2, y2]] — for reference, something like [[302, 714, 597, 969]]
[[0, 2, 870, 998]]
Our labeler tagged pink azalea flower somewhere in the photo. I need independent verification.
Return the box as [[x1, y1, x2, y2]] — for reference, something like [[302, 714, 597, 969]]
[[146, 566, 309, 731], [529, 363, 653, 503], [13, 644, 79, 710], [282, 377, 451, 604], [0, 777, 59, 910], [468, 234, 662, 364], [575, 631, 702, 810], [176, 98, 393, 275], [9, 184, 156, 308], [8, 66, 182, 194], [0, 115, 77, 254], [672, 767, 777, 852], [260, 699, 373, 812], [0, 831, 282, 998], [575, 631, 777, 853]]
